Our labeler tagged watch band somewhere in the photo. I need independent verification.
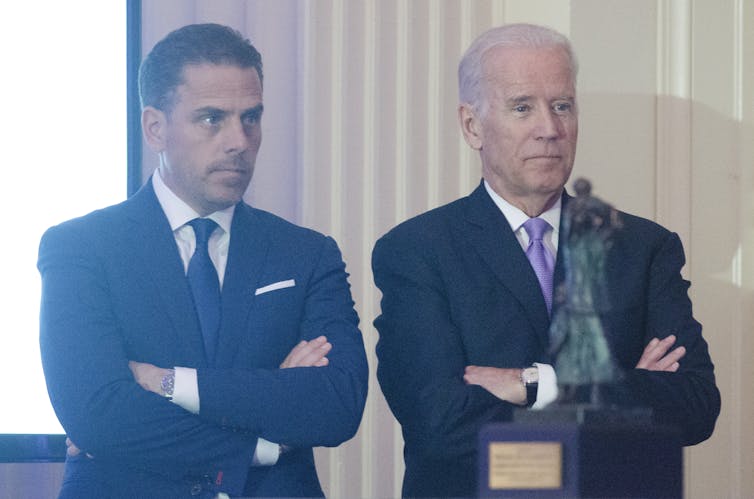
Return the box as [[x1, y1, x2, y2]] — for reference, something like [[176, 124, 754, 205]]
[[524, 379, 537, 408], [161, 369, 175, 399], [520, 366, 539, 407]]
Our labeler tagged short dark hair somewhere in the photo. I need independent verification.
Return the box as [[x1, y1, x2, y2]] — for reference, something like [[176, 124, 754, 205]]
[[138, 23, 263, 113]]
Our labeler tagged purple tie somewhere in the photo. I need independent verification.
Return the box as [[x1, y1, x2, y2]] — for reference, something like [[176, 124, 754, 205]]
[[523, 217, 555, 313]]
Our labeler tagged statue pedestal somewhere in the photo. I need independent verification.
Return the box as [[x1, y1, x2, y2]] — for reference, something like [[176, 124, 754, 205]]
[[478, 406, 682, 498]]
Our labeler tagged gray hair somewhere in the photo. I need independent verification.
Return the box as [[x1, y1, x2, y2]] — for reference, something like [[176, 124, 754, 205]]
[[458, 23, 578, 117]]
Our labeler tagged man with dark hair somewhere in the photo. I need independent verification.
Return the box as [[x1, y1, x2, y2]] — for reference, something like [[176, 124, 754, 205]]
[[39, 23, 368, 498], [372, 23, 719, 497]]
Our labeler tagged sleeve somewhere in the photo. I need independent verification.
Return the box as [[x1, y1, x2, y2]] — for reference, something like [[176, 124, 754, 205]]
[[194, 236, 369, 448], [38, 223, 257, 492], [619, 232, 721, 445], [371, 231, 511, 461], [172, 368, 280, 466]]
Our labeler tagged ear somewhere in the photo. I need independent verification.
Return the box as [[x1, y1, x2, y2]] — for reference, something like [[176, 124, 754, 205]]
[[458, 103, 483, 150], [141, 106, 168, 153]]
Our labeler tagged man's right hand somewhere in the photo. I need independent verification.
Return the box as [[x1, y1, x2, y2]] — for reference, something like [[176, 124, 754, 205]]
[[65, 437, 93, 459], [279, 335, 331, 368]]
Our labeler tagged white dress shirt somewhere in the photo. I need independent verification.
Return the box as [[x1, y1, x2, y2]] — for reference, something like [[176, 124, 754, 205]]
[[483, 181, 559, 409], [152, 171, 280, 466]]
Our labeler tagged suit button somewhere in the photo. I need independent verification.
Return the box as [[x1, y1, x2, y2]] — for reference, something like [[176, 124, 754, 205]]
[[190, 483, 202, 496]]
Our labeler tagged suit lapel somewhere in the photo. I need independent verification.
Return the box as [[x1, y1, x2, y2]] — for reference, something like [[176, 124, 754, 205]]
[[214, 203, 270, 366], [123, 182, 208, 366], [461, 183, 551, 350]]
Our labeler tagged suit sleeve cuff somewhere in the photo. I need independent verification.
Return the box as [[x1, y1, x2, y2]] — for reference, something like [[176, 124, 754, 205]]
[[171, 366, 200, 414], [531, 362, 558, 410], [252, 438, 280, 466]]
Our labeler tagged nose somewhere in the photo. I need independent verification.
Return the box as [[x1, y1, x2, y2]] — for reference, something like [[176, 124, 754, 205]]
[[223, 118, 255, 154], [535, 108, 562, 141]]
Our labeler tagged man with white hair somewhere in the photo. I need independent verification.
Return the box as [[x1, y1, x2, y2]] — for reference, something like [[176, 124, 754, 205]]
[[372, 23, 719, 497]]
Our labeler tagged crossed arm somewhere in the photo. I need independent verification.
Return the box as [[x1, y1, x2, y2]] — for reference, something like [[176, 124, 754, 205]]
[[464, 334, 686, 405], [69, 337, 333, 457], [128, 336, 333, 397]]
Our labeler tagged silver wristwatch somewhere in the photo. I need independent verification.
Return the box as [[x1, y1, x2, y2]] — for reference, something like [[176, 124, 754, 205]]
[[161, 369, 175, 399]]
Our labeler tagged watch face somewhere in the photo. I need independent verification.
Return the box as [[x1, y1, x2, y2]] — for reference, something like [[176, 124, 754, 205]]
[[522, 367, 539, 384]]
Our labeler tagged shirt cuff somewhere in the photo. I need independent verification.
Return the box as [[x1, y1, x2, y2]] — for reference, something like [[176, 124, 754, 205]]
[[531, 362, 558, 410], [252, 438, 280, 466], [171, 367, 200, 414]]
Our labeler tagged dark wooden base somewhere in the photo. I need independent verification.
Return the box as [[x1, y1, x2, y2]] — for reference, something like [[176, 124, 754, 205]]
[[479, 407, 682, 498]]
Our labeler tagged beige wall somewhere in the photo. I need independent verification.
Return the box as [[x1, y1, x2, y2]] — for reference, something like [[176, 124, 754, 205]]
[[10, 1, 747, 498]]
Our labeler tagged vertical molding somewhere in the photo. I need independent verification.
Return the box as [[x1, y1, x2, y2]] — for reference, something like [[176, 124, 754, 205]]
[[426, 1, 441, 208], [492, 0, 505, 25], [654, 0, 692, 258], [729, 4, 745, 496], [394, 0, 409, 224], [392, 6, 409, 492], [359, 1, 377, 498], [297, 0, 312, 226], [328, 2, 344, 493], [458, 0, 474, 194], [329, 0, 345, 240], [732, 0, 744, 123]]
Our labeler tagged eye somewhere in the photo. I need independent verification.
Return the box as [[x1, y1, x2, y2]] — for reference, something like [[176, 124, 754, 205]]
[[513, 104, 531, 113], [201, 113, 223, 126], [553, 102, 573, 113], [242, 113, 259, 126], [242, 107, 263, 126]]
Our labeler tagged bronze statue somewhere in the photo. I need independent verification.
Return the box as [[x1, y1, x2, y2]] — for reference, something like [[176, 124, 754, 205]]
[[549, 178, 623, 404]]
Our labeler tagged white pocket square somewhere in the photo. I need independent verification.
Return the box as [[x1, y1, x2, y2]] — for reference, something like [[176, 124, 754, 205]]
[[255, 279, 296, 296]]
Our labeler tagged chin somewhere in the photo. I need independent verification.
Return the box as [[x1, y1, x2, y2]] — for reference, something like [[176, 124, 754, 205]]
[[205, 191, 245, 211]]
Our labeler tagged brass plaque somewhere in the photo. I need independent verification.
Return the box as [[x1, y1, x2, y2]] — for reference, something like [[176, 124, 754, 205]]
[[488, 441, 562, 490]]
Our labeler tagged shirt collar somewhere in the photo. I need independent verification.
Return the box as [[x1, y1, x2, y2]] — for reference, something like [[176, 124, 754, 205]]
[[152, 169, 235, 234], [483, 179, 562, 233]]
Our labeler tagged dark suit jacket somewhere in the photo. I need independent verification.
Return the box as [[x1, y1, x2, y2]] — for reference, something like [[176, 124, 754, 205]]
[[372, 182, 720, 498], [39, 180, 368, 498]]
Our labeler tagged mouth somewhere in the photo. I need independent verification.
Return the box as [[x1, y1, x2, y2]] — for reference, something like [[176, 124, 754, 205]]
[[525, 155, 563, 162], [209, 162, 251, 176], [211, 167, 248, 174]]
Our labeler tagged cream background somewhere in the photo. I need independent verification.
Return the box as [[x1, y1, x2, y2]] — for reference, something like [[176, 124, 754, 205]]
[[5, 1, 752, 497]]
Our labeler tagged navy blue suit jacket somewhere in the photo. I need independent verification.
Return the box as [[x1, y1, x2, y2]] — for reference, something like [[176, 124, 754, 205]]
[[372, 182, 719, 498], [39, 180, 368, 498]]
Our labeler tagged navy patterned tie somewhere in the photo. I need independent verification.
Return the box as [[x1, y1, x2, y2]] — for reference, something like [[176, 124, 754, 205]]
[[187, 218, 221, 364], [523, 217, 555, 314]]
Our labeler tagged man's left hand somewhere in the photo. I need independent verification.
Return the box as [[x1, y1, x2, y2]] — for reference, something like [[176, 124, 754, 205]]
[[636, 335, 686, 372]]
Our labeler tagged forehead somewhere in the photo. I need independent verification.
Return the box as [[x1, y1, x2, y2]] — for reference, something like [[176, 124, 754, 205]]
[[174, 63, 263, 108], [482, 45, 574, 99]]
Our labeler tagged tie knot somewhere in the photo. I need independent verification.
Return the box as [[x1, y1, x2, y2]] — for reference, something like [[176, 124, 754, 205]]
[[188, 218, 218, 246], [523, 217, 550, 241]]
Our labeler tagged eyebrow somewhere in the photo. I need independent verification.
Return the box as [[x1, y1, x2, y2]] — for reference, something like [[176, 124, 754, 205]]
[[242, 104, 264, 120], [506, 95, 533, 105], [192, 106, 227, 118], [191, 104, 264, 119], [505, 95, 575, 106]]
